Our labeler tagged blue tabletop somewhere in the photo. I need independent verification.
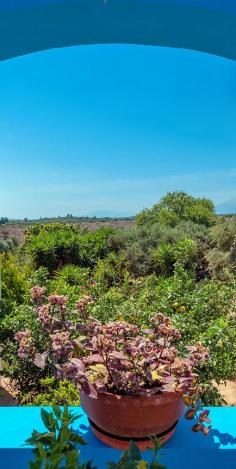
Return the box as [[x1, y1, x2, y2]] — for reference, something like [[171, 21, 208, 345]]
[[0, 406, 235, 468]]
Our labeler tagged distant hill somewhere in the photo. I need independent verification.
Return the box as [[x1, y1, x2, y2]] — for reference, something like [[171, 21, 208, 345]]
[[216, 199, 236, 215], [5, 214, 135, 225], [87, 210, 135, 218]]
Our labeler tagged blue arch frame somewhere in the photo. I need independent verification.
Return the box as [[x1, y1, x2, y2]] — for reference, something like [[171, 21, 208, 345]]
[[0, 0, 236, 61]]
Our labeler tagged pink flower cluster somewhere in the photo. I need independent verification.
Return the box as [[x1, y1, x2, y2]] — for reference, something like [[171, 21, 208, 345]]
[[48, 295, 68, 306], [14, 330, 35, 359], [50, 331, 74, 358], [37, 304, 54, 327], [31, 286, 46, 303], [75, 295, 94, 319], [186, 343, 210, 366], [151, 312, 182, 340]]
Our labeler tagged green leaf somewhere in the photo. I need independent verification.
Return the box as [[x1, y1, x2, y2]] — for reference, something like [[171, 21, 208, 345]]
[[129, 441, 142, 461], [41, 409, 52, 432], [51, 443, 63, 455], [68, 413, 81, 425], [37, 442, 47, 460], [150, 463, 167, 469], [52, 405, 62, 421], [36, 432, 56, 445], [48, 452, 64, 465], [70, 433, 86, 445], [29, 461, 42, 469]]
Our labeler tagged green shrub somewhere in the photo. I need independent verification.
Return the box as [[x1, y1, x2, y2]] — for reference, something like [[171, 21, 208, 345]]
[[136, 191, 216, 227], [23, 224, 81, 273], [48, 266, 92, 307], [24, 377, 80, 406], [54, 265, 91, 286], [78, 227, 115, 268], [23, 224, 115, 273], [210, 220, 236, 252], [0, 237, 18, 254], [0, 254, 29, 317], [153, 238, 198, 276], [0, 304, 53, 393], [119, 220, 209, 277], [28, 266, 50, 287], [206, 248, 234, 281], [153, 243, 175, 276], [94, 253, 129, 287]]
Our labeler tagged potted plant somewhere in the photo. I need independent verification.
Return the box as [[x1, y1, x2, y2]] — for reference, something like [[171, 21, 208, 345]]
[[15, 288, 211, 450]]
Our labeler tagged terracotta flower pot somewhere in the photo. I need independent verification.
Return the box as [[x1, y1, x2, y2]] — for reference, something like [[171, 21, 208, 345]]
[[80, 390, 185, 450]]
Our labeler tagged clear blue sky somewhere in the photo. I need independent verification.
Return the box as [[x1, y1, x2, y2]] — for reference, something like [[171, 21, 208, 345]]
[[0, 44, 236, 218]]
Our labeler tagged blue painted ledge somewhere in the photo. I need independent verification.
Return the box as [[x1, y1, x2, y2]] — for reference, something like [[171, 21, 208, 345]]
[[0, 406, 235, 468]]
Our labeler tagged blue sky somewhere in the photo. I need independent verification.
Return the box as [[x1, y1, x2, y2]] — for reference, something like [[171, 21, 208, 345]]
[[0, 44, 236, 218]]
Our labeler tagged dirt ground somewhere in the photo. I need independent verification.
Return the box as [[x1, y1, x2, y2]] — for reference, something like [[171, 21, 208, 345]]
[[0, 377, 18, 406], [217, 380, 236, 406]]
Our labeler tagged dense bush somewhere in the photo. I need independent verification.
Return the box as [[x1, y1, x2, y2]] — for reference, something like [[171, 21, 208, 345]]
[[205, 218, 236, 281], [24, 377, 80, 406], [153, 238, 198, 276], [136, 191, 216, 227], [23, 224, 115, 273], [0, 303, 53, 394], [0, 237, 18, 254], [0, 254, 29, 317], [117, 220, 209, 278], [94, 252, 129, 287], [54, 265, 91, 286]]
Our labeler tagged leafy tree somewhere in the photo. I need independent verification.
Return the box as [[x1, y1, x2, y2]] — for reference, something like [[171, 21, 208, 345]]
[[136, 191, 216, 227], [0, 217, 8, 225]]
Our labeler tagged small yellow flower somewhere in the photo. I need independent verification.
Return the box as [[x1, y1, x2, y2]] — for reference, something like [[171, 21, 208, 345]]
[[137, 461, 148, 469], [217, 340, 223, 348], [151, 370, 161, 381], [116, 315, 124, 321], [178, 305, 186, 313]]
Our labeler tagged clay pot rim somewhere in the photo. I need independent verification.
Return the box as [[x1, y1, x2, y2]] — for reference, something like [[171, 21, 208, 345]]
[[80, 388, 182, 401]]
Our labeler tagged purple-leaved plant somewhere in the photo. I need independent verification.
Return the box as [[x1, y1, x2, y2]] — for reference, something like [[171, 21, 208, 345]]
[[15, 287, 212, 435]]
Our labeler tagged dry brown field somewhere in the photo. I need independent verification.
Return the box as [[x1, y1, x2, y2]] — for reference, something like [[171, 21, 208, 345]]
[[0, 219, 135, 244]]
